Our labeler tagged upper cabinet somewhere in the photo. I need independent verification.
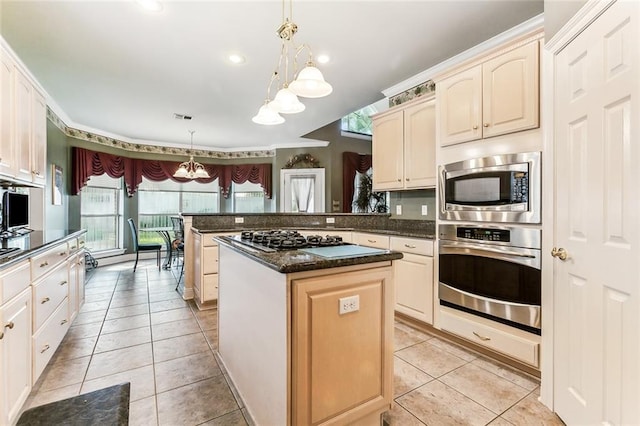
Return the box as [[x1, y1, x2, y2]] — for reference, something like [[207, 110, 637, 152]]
[[438, 41, 539, 146], [372, 97, 436, 191], [0, 46, 47, 187]]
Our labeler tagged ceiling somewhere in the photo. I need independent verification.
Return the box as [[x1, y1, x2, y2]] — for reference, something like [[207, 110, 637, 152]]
[[0, 1, 543, 152]]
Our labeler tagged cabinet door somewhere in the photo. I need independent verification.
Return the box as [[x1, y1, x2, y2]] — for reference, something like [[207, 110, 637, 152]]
[[482, 41, 539, 138], [404, 99, 436, 188], [193, 233, 202, 297], [77, 252, 86, 308], [372, 110, 403, 191], [14, 68, 33, 182], [438, 65, 482, 146], [31, 89, 47, 186], [0, 288, 32, 426], [0, 50, 15, 177], [394, 253, 433, 324], [68, 258, 78, 323]]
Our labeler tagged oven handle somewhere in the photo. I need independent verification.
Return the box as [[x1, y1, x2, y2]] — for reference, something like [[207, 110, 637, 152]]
[[439, 242, 540, 269]]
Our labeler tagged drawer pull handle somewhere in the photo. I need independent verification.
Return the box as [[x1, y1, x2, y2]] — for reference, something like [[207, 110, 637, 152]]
[[41, 344, 50, 353], [473, 125, 478, 130], [473, 331, 491, 342], [60, 319, 68, 325], [60, 280, 68, 286], [59, 252, 67, 256], [483, 123, 489, 128], [0, 332, 3, 340], [79, 241, 85, 245], [41, 297, 50, 304], [404, 244, 416, 249], [5, 321, 14, 330], [40, 261, 49, 268], [367, 239, 377, 243], [70, 245, 77, 249]]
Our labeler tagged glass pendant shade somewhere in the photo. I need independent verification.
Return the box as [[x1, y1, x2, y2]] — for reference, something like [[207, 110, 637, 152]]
[[289, 65, 333, 98], [268, 87, 305, 114], [174, 165, 189, 178], [173, 130, 210, 179], [252, 103, 285, 125]]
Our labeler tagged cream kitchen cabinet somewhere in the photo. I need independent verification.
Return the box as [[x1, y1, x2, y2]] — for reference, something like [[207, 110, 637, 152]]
[[0, 260, 32, 426], [3, 46, 46, 187], [0, 49, 16, 178], [193, 231, 219, 309], [351, 232, 390, 250], [68, 246, 86, 324], [372, 97, 436, 191], [438, 41, 539, 146], [390, 236, 434, 324]]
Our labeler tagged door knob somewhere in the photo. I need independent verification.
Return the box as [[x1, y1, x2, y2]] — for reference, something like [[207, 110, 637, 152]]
[[551, 247, 568, 261]]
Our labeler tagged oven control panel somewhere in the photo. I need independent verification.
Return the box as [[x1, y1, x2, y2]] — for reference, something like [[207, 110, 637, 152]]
[[456, 227, 510, 242]]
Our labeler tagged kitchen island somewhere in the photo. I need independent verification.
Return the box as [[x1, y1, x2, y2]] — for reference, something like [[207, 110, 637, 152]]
[[215, 235, 402, 425]]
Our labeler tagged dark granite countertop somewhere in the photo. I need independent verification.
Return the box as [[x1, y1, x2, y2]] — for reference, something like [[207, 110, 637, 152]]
[[0, 229, 86, 270], [195, 227, 435, 240], [215, 236, 403, 274]]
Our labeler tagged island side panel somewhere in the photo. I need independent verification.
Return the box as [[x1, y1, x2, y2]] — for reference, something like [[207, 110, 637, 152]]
[[217, 246, 289, 426]]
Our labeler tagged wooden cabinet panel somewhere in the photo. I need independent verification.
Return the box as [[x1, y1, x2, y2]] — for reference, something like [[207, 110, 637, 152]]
[[0, 260, 30, 305], [438, 40, 539, 147], [32, 262, 68, 330], [372, 110, 403, 190], [32, 297, 69, 381], [352, 232, 390, 250], [372, 97, 436, 191], [292, 267, 394, 425], [404, 100, 436, 188], [14, 68, 33, 183], [202, 246, 219, 274], [438, 66, 482, 146], [394, 253, 433, 324], [31, 243, 69, 282], [31, 89, 47, 186], [440, 306, 540, 367], [482, 41, 539, 138], [0, 50, 15, 177], [193, 231, 219, 307], [0, 287, 32, 426]]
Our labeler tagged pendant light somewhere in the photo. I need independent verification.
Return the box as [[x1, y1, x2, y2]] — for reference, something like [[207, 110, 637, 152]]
[[252, 0, 332, 125], [173, 130, 210, 179]]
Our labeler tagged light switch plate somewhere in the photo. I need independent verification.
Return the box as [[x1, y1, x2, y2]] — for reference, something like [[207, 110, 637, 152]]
[[396, 205, 402, 215], [326, 217, 335, 224], [234, 217, 244, 224], [421, 205, 428, 215]]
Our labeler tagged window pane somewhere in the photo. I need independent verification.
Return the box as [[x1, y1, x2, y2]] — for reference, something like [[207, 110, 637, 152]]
[[81, 216, 118, 251], [233, 182, 264, 213], [139, 191, 180, 214], [182, 192, 218, 213], [86, 174, 122, 189], [81, 187, 118, 215]]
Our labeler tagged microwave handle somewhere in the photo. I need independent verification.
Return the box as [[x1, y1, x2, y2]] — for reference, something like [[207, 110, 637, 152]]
[[440, 243, 540, 269]]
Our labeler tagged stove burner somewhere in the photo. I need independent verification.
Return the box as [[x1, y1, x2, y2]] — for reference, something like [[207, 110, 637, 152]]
[[234, 230, 348, 251]]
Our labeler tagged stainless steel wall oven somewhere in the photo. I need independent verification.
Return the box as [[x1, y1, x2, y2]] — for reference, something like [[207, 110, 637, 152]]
[[438, 224, 541, 334], [439, 152, 541, 224]]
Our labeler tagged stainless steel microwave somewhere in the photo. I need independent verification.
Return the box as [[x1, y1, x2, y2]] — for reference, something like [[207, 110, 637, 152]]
[[439, 152, 541, 224]]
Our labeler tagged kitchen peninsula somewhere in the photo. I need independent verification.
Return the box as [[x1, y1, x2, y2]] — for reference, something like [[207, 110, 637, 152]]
[[214, 231, 402, 425]]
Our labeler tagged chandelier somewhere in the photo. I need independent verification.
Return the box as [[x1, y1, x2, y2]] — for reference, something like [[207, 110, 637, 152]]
[[173, 130, 210, 179], [252, 0, 333, 125]]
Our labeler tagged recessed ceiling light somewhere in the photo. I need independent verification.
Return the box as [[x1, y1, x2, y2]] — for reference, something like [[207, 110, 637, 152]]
[[228, 54, 246, 65], [316, 54, 330, 64], [136, 0, 162, 12]]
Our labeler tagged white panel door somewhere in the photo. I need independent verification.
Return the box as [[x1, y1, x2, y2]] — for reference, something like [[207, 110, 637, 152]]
[[553, 1, 639, 424]]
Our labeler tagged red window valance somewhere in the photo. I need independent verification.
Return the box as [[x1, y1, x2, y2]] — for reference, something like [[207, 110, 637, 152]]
[[72, 147, 272, 198], [342, 152, 372, 213]]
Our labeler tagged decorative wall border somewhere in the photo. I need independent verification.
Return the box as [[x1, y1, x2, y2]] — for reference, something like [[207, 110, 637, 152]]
[[46, 108, 276, 159], [388, 79, 436, 107]]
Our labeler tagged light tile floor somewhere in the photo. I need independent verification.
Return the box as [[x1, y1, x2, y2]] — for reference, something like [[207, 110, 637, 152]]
[[22, 260, 564, 426]]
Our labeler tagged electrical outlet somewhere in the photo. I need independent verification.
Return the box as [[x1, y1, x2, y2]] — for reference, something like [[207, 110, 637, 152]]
[[234, 217, 244, 224], [421, 205, 428, 215], [326, 217, 335, 224], [339, 295, 360, 315], [396, 205, 402, 215]]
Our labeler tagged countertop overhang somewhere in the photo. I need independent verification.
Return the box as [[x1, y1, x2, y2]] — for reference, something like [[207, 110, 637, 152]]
[[215, 236, 403, 273]]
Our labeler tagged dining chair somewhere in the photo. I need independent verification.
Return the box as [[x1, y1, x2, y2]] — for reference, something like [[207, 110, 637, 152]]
[[170, 216, 185, 288], [127, 218, 161, 272]]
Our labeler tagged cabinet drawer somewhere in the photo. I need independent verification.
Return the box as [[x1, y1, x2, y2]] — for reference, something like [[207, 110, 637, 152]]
[[203, 274, 219, 301], [67, 237, 83, 254], [202, 246, 219, 274], [31, 243, 68, 281], [439, 307, 540, 367], [0, 260, 30, 305], [352, 233, 390, 250], [33, 262, 69, 331], [201, 234, 218, 248], [390, 237, 433, 256], [33, 298, 70, 382]]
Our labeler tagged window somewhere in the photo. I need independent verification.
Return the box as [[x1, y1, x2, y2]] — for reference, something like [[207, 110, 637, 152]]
[[137, 177, 219, 244], [341, 104, 380, 137], [232, 181, 265, 213], [80, 174, 124, 252]]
